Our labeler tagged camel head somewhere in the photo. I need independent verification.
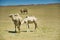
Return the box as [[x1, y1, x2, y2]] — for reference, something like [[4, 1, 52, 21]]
[[14, 13, 20, 16], [9, 14, 13, 18]]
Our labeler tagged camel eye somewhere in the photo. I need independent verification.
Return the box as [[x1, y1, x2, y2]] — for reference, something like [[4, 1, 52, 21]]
[[24, 21, 26, 23], [14, 15, 18, 16]]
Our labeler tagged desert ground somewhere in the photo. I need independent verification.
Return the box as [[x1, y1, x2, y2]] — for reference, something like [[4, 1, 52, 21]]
[[0, 4, 60, 40]]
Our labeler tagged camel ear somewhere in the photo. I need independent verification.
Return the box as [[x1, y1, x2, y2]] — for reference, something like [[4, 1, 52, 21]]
[[14, 13, 19, 16], [9, 14, 13, 17]]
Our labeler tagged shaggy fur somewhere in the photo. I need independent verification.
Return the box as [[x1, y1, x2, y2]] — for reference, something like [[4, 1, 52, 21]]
[[21, 16, 37, 32], [9, 13, 22, 32]]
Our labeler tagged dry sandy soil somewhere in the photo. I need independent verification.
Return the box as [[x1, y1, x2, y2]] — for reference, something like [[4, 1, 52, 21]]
[[0, 4, 60, 40]]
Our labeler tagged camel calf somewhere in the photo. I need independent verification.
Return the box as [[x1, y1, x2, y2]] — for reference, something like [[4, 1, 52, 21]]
[[21, 16, 38, 32]]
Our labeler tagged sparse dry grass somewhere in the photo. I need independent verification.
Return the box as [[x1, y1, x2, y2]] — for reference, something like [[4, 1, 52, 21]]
[[0, 4, 60, 40]]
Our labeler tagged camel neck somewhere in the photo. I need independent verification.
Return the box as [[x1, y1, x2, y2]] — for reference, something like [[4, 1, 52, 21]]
[[11, 15, 15, 21]]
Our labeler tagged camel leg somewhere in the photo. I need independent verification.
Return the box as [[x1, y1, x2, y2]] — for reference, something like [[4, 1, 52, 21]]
[[35, 23, 37, 30], [25, 12, 27, 14], [23, 11, 25, 14], [17, 25, 20, 33], [34, 22, 37, 30], [26, 11, 28, 14], [15, 25, 17, 32], [27, 23, 30, 32], [21, 11, 23, 14], [28, 24, 29, 29]]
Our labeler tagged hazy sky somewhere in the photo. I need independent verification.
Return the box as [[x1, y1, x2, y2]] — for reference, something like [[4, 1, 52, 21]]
[[0, 0, 60, 6]]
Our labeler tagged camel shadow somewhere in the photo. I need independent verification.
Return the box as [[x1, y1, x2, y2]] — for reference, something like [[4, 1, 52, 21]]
[[21, 30, 27, 32], [8, 30, 33, 33], [21, 30, 33, 32], [8, 31, 17, 33]]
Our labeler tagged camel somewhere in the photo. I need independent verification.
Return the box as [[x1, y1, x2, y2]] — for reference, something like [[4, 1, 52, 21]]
[[20, 8, 28, 14], [9, 13, 22, 33], [21, 16, 38, 32]]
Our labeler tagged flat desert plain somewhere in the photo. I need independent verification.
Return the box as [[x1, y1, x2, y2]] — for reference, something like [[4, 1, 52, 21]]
[[0, 4, 60, 40]]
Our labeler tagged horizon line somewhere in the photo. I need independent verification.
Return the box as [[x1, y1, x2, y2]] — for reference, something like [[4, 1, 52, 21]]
[[0, 2, 60, 6]]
